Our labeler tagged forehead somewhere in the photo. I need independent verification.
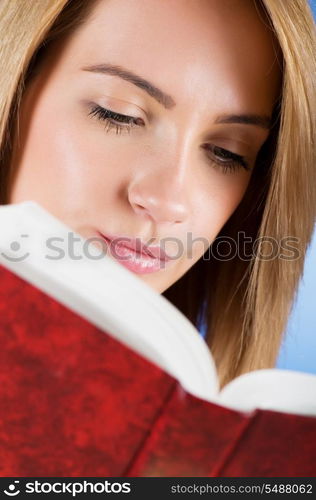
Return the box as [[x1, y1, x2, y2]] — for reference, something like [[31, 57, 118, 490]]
[[53, 0, 282, 115]]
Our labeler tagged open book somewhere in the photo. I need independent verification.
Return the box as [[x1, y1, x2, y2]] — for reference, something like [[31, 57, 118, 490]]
[[0, 201, 315, 477], [1, 200, 315, 414]]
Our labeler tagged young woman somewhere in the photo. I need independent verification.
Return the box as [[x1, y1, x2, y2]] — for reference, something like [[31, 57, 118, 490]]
[[0, 0, 315, 388]]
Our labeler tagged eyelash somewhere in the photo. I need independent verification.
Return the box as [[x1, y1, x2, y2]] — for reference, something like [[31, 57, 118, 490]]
[[88, 104, 251, 174]]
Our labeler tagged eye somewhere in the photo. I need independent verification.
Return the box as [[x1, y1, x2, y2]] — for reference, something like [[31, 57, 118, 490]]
[[88, 104, 144, 134], [89, 105, 252, 174], [202, 144, 251, 174]]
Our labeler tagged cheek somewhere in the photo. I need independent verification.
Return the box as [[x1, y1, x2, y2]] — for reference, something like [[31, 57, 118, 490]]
[[9, 98, 128, 214], [188, 174, 250, 260]]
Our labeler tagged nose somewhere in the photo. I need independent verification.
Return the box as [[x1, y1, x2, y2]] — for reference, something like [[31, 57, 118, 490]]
[[127, 161, 190, 225]]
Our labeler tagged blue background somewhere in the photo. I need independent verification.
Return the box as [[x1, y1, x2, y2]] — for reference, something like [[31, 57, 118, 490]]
[[276, 0, 316, 374]]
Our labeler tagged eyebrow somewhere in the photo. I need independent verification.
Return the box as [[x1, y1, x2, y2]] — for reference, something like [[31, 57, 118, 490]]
[[214, 113, 271, 130], [82, 63, 272, 129], [82, 63, 176, 109]]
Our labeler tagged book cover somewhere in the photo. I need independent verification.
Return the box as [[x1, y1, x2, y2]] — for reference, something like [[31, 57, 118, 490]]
[[1, 263, 315, 477]]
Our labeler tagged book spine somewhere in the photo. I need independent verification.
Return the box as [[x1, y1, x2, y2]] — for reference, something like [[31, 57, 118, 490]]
[[207, 411, 260, 476], [122, 380, 180, 476]]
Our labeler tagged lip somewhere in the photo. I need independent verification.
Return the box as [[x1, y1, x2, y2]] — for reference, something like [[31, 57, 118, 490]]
[[97, 231, 171, 275], [99, 232, 170, 261]]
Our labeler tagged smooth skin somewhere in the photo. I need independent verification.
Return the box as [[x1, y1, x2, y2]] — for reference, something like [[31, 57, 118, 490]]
[[8, 0, 281, 293]]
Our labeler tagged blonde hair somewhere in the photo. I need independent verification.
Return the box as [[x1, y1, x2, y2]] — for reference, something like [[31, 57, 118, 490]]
[[0, 0, 315, 388]]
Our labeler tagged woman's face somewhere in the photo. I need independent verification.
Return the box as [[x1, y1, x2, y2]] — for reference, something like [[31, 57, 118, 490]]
[[8, 0, 281, 293]]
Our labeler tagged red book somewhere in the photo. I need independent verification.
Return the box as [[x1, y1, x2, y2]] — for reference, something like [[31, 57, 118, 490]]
[[0, 201, 315, 477]]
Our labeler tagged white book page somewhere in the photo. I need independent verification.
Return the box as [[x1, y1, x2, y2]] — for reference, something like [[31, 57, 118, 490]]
[[0, 201, 219, 401], [217, 369, 316, 416]]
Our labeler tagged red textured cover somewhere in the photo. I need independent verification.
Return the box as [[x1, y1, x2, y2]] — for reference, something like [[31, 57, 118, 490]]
[[126, 387, 316, 477], [0, 264, 315, 477]]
